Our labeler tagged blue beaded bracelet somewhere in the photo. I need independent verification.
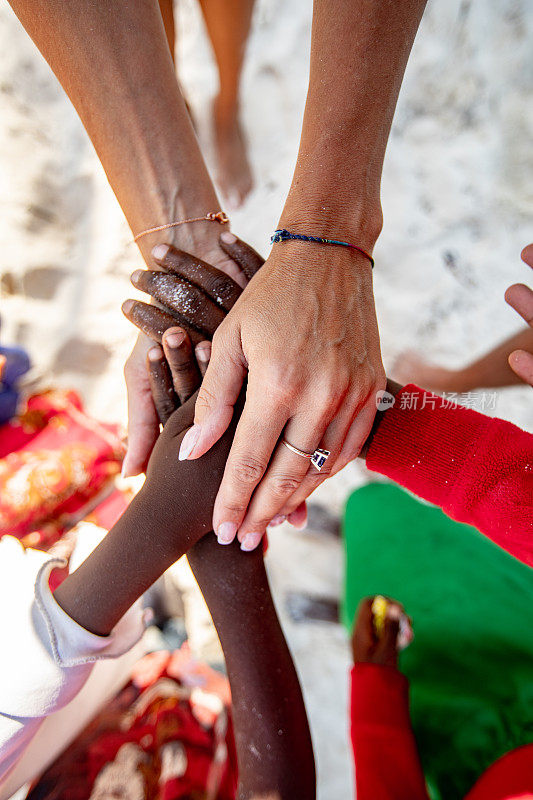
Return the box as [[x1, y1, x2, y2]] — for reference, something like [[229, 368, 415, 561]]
[[271, 228, 374, 268]]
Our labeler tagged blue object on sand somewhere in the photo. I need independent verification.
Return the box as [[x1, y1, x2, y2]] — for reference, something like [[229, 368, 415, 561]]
[[0, 344, 31, 425]]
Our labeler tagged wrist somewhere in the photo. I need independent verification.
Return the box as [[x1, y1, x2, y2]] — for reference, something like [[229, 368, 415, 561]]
[[278, 198, 383, 255], [135, 188, 228, 267]]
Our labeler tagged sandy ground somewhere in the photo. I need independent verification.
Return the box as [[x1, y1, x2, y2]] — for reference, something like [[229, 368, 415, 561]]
[[1, 0, 532, 797]]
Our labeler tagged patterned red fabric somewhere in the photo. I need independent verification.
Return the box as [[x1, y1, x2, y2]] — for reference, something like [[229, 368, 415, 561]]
[[0, 390, 125, 549], [27, 649, 238, 800]]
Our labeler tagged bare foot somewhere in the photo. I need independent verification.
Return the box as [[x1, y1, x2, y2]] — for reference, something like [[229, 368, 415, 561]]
[[213, 97, 253, 210], [392, 350, 468, 394]]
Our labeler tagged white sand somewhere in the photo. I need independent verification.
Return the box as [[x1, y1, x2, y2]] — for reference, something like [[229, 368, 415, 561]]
[[1, 0, 532, 797]]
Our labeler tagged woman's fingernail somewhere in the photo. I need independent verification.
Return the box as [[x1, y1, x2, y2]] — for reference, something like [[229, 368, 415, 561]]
[[269, 514, 286, 527], [121, 458, 132, 479], [121, 299, 134, 314], [288, 507, 308, 530], [217, 522, 238, 544], [165, 330, 185, 348], [178, 425, 200, 460], [152, 244, 170, 261], [131, 269, 143, 283], [148, 346, 163, 362], [240, 532, 262, 552], [220, 231, 237, 244]]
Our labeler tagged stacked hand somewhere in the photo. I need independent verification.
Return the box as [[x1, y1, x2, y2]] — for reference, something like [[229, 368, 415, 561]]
[[123, 235, 385, 551], [121, 236, 251, 477], [122, 234, 261, 425], [123, 237, 305, 543]]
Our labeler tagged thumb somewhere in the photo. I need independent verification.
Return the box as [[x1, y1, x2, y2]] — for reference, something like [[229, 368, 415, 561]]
[[123, 348, 161, 477], [178, 326, 246, 461]]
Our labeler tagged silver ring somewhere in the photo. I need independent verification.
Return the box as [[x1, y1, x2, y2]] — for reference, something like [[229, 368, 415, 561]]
[[281, 439, 331, 472]]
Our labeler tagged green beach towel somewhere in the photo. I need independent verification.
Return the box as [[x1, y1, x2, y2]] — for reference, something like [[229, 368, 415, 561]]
[[343, 483, 533, 800]]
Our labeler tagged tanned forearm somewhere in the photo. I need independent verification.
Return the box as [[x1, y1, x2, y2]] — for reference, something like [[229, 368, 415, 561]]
[[7, 0, 223, 264], [280, 0, 427, 247]]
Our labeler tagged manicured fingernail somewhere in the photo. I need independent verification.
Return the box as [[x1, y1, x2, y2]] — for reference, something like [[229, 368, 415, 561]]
[[121, 459, 132, 479], [121, 299, 134, 314], [179, 425, 200, 460], [269, 514, 286, 527], [220, 231, 237, 244], [152, 244, 170, 261], [131, 269, 143, 283], [196, 344, 211, 362], [240, 532, 262, 552], [148, 346, 163, 362], [288, 507, 307, 530], [165, 330, 185, 348], [217, 522, 238, 544]]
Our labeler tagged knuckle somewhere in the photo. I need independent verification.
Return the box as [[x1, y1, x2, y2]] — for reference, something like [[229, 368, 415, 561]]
[[221, 502, 246, 517], [195, 385, 217, 414], [302, 471, 325, 491], [315, 403, 334, 427], [169, 356, 194, 375], [230, 455, 265, 485], [246, 516, 272, 533], [324, 377, 349, 407], [207, 273, 236, 303], [178, 290, 201, 316], [270, 473, 301, 497], [265, 372, 299, 406]]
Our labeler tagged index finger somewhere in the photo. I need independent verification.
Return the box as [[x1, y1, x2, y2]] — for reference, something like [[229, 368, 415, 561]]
[[211, 383, 288, 546]]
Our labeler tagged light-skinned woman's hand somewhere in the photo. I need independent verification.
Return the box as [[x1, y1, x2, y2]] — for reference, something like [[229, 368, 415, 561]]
[[178, 242, 385, 551], [122, 237, 310, 529]]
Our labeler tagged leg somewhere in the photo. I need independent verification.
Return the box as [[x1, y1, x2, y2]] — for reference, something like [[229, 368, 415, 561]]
[[198, 0, 255, 208]]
